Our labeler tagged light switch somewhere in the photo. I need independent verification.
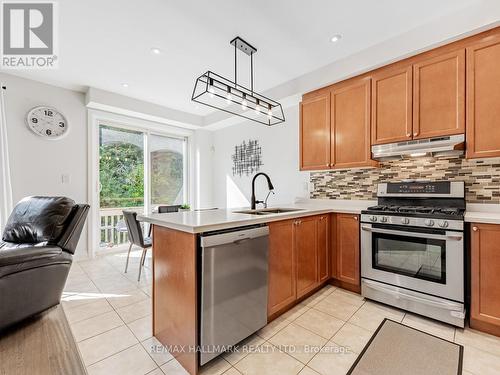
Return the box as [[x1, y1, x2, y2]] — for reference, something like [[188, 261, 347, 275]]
[[61, 174, 70, 184]]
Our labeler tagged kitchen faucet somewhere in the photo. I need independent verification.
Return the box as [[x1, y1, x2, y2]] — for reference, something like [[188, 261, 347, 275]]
[[251, 172, 274, 209]]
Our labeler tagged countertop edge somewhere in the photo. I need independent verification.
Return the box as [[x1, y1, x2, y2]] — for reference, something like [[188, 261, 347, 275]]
[[139, 207, 364, 234]]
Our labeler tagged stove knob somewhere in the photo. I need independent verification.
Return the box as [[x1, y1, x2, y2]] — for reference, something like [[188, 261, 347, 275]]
[[370, 216, 378, 222], [380, 216, 388, 223], [438, 220, 449, 228], [424, 219, 435, 227], [401, 218, 410, 225]]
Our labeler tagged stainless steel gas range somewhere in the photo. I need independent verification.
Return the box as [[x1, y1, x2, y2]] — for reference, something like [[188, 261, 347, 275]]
[[360, 181, 466, 327]]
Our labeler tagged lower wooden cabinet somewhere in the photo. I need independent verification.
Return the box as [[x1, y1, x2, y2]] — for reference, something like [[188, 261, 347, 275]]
[[268, 214, 331, 316], [470, 223, 500, 335], [296, 216, 319, 298], [317, 215, 330, 283], [332, 214, 360, 289], [268, 219, 297, 316]]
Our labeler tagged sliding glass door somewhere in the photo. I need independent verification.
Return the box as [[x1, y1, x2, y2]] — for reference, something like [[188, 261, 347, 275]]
[[98, 124, 187, 251]]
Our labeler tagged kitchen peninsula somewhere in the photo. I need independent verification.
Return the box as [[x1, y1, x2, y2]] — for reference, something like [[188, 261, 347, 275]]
[[138, 200, 372, 375]]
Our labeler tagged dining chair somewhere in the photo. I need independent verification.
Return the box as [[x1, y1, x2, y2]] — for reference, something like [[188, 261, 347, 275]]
[[122, 210, 152, 282], [158, 205, 181, 213]]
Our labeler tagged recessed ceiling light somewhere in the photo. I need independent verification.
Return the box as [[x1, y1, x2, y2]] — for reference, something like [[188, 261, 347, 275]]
[[121, 83, 129, 88], [330, 34, 342, 43], [151, 47, 161, 55]]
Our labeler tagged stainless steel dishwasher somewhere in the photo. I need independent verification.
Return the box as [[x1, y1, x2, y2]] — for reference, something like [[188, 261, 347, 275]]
[[200, 224, 269, 365]]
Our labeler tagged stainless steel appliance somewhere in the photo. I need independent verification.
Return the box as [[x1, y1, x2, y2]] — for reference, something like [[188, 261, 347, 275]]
[[361, 181, 466, 327], [371, 134, 465, 160], [200, 225, 269, 365]]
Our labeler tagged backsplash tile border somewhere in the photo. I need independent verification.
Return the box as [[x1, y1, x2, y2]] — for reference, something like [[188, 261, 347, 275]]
[[310, 155, 500, 203]]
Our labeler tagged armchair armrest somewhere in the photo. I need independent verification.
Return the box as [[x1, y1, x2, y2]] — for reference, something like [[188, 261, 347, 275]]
[[0, 242, 63, 267]]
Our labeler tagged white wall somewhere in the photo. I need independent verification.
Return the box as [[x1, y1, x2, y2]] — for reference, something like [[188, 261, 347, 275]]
[[1, 73, 88, 257], [191, 129, 214, 209], [211, 105, 309, 208]]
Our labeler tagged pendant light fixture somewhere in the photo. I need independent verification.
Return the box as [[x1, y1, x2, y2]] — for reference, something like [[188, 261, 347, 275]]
[[191, 37, 285, 126]]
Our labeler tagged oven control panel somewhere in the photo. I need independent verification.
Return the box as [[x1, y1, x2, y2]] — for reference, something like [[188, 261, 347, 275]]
[[377, 181, 464, 198], [360, 214, 463, 231]]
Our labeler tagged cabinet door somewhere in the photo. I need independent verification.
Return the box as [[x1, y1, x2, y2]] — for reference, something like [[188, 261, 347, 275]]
[[471, 223, 500, 332], [268, 220, 296, 316], [335, 214, 360, 286], [317, 215, 330, 283], [295, 216, 318, 298], [413, 50, 465, 139], [371, 65, 413, 145], [300, 93, 331, 170], [331, 77, 374, 169], [466, 36, 500, 159]]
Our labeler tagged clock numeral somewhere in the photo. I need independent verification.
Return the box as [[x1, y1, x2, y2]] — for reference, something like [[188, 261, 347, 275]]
[[31, 117, 38, 123], [46, 129, 52, 136], [44, 110, 54, 117], [59, 122, 65, 128]]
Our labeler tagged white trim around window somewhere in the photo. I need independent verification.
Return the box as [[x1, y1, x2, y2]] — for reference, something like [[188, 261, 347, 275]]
[[87, 109, 195, 258]]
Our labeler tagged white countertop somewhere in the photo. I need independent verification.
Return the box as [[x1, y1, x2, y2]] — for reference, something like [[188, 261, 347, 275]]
[[138, 200, 500, 233], [465, 203, 500, 225], [138, 199, 376, 233]]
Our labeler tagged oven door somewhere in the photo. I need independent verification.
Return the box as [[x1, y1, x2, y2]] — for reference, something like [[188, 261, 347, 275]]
[[361, 223, 464, 302]]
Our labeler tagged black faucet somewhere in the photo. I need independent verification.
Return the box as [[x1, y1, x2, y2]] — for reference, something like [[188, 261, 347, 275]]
[[251, 172, 274, 209]]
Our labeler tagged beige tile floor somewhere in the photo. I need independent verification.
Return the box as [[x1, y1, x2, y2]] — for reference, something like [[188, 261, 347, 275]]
[[63, 250, 500, 375]]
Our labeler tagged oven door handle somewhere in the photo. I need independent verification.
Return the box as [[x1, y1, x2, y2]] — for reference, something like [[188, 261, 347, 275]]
[[361, 225, 462, 241]]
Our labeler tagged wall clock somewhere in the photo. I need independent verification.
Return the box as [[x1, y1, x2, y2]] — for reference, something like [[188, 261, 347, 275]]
[[25, 106, 68, 139]]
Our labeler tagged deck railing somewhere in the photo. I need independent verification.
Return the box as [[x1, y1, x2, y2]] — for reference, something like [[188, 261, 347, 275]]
[[99, 207, 144, 248]]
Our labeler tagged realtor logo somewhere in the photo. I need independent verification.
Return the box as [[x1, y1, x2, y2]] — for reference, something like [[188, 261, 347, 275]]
[[1, 1, 58, 69]]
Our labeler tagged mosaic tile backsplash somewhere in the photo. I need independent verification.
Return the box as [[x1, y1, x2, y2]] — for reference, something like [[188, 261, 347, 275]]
[[310, 155, 500, 203]]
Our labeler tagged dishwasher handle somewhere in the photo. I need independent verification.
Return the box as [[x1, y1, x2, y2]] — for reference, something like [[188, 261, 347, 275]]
[[200, 226, 269, 248]]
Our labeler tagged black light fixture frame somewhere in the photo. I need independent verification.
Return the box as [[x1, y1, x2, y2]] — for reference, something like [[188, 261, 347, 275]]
[[191, 36, 285, 126]]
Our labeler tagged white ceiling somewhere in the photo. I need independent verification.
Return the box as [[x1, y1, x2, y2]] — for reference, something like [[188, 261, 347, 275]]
[[3, 0, 496, 119]]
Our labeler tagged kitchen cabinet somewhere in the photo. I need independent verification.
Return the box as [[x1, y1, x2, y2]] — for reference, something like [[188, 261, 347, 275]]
[[268, 219, 297, 316], [371, 65, 413, 145], [333, 214, 360, 288], [330, 77, 375, 169], [317, 215, 330, 283], [268, 214, 332, 317], [299, 93, 331, 170], [466, 35, 500, 159], [413, 50, 465, 139], [470, 223, 500, 336], [296, 216, 319, 298]]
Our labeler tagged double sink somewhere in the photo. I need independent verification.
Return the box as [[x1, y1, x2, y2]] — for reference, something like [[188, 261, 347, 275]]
[[233, 208, 304, 216]]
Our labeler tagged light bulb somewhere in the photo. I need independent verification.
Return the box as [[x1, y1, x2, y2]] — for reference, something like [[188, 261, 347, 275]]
[[208, 85, 215, 98], [267, 107, 273, 119], [241, 97, 248, 110], [254, 105, 261, 115], [226, 92, 232, 104]]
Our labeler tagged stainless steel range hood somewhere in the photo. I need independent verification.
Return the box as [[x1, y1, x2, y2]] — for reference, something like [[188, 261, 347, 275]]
[[371, 134, 465, 160]]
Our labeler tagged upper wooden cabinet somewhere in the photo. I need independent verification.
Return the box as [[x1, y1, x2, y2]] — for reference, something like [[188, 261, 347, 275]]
[[413, 50, 465, 139], [299, 93, 331, 170], [470, 223, 500, 336], [268, 219, 296, 316], [331, 77, 374, 169], [466, 35, 500, 159], [371, 65, 413, 145]]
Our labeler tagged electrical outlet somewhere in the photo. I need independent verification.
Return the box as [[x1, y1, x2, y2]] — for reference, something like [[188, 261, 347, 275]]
[[61, 174, 70, 184]]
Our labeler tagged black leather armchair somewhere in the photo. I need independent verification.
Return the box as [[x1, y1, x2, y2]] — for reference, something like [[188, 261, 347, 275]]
[[0, 196, 89, 330]]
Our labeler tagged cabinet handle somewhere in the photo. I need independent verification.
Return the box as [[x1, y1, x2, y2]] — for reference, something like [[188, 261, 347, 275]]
[[472, 226, 478, 232], [413, 132, 419, 137], [354, 216, 358, 221], [406, 133, 411, 137]]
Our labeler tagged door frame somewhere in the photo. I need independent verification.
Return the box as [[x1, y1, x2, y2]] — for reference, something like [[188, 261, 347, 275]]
[[87, 109, 194, 258]]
